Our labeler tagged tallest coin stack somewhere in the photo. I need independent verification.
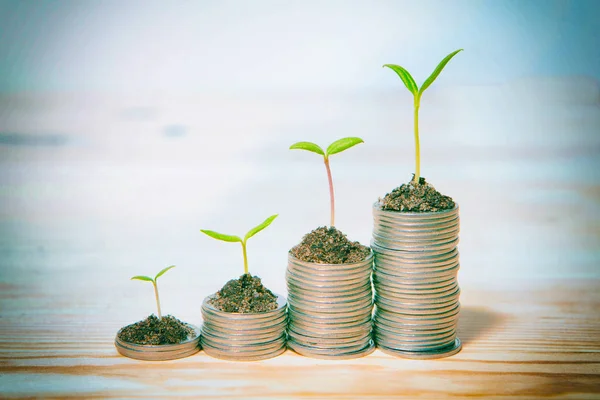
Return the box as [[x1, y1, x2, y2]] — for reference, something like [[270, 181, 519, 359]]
[[371, 202, 462, 359]]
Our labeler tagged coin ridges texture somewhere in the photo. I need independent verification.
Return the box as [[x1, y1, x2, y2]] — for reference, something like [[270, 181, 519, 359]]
[[200, 293, 288, 361], [286, 253, 374, 359], [372, 202, 462, 359], [114, 324, 201, 361]]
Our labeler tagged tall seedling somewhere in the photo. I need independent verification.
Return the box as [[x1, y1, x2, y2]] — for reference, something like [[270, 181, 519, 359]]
[[384, 49, 463, 183]]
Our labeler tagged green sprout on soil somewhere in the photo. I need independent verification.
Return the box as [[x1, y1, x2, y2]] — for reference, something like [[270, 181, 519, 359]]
[[290, 137, 364, 227], [384, 49, 463, 183], [201, 214, 278, 275], [131, 265, 176, 320]]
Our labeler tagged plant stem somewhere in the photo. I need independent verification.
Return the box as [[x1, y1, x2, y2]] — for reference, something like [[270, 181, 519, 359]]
[[153, 281, 162, 319], [413, 96, 421, 183], [324, 157, 335, 227], [242, 241, 249, 274]]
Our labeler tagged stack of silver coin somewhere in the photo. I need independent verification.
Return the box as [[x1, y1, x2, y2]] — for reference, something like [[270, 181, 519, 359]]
[[286, 253, 375, 359], [371, 203, 462, 359], [115, 324, 201, 361], [200, 294, 287, 361]]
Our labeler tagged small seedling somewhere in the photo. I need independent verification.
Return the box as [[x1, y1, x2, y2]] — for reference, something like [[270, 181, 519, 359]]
[[384, 49, 463, 183], [131, 265, 176, 319], [201, 214, 278, 275], [290, 137, 364, 227]]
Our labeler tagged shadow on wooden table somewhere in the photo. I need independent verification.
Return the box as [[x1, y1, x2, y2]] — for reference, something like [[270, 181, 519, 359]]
[[457, 306, 505, 345]]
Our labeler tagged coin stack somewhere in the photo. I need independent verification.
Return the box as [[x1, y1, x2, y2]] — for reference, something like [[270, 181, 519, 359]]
[[200, 294, 288, 361], [115, 324, 201, 361], [286, 253, 375, 359], [371, 203, 462, 359]]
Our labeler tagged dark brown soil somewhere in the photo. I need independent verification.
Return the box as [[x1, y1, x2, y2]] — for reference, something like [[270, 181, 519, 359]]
[[290, 226, 371, 264], [380, 176, 455, 212], [209, 273, 278, 313], [118, 315, 194, 345]]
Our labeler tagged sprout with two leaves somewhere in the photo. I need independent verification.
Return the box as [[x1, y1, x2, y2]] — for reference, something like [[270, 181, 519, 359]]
[[383, 49, 463, 183], [131, 265, 176, 319], [201, 214, 278, 275], [289, 137, 364, 227]]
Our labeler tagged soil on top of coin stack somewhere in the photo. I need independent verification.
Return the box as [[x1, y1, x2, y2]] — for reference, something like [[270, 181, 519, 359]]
[[209, 274, 278, 313], [290, 226, 371, 264], [118, 315, 194, 345], [380, 176, 455, 212]]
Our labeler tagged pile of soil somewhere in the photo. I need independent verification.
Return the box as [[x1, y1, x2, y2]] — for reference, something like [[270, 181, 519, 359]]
[[290, 226, 371, 264], [380, 177, 455, 212], [118, 315, 194, 345], [209, 274, 278, 313]]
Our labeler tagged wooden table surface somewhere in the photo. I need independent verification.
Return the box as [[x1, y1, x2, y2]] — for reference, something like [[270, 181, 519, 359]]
[[1, 91, 599, 398]]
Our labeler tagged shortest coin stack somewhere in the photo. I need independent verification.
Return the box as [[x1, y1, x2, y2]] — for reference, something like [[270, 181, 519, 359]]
[[115, 325, 201, 361], [201, 294, 287, 361], [286, 253, 375, 359]]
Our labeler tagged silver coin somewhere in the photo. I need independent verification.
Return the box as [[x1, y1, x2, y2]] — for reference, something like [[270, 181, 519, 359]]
[[374, 254, 459, 270], [288, 295, 373, 311], [374, 216, 460, 232], [374, 284, 459, 299], [115, 341, 200, 361], [373, 235, 460, 253], [286, 270, 371, 288], [289, 313, 372, 329], [375, 286, 460, 303], [288, 289, 373, 304], [375, 298, 459, 315], [373, 202, 459, 218], [201, 335, 286, 353], [289, 320, 372, 336], [374, 264, 459, 280], [373, 209, 460, 224], [203, 344, 287, 361], [201, 311, 287, 331], [287, 260, 372, 275], [288, 339, 375, 360], [373, 312, 458, 330], [201, 328, 285, 346], [375, 322, 455, 338], [287, 281, 373, 297], [202, 317, 287, 335], [286, 267, 372, 284], [375, 326, 456, 342], [375, 303, 460, 320], [288, 302, 373, 318], [371, 241, 459, 259], [373, 253, 459, 269], [373, 273, 456, 288], [376, 335, 456, 351], [114, 324, 201, 361], [378, 338, 462, 359], [373, 228, 460, 244], [288, 334, 372, 350], [288, 328, 371, 344]]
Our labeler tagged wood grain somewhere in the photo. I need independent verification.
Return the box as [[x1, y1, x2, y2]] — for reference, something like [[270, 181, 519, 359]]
[[1, 280, 599, 399]]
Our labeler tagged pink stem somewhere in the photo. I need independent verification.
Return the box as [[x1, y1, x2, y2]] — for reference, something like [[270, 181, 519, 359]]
[[324, 158, 335, 227]]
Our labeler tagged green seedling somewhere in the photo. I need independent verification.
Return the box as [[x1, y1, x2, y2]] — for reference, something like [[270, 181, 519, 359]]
[[384, 49, 463, 183], [201, 214, 278, 275], [131, 265, 176, 319], [290, 137, 364, 227]]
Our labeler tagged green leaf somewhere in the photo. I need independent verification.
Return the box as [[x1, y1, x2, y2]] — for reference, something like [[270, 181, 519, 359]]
[[419, 49, 463, 96], [200, 229, 242, 243], [289, 141, 325, 156], [326, 137, 364, 156], [155, 265, 176, 281], [131, 275, 154, 282], [244, 214, 278, 242], [383, 64, 418, 95]]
